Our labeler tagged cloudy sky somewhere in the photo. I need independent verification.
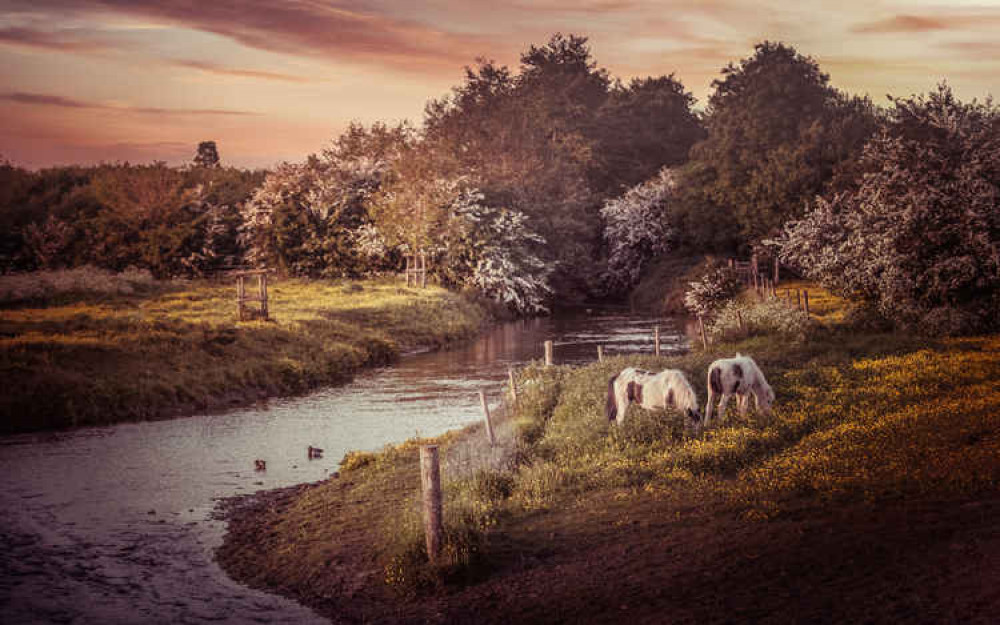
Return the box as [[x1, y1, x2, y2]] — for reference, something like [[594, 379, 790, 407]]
[[2, 0, 998, 169]]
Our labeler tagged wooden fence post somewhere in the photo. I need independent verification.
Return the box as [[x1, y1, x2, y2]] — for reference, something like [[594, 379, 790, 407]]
[[796, 289, 802, 310], [478, 390, 495, 447], [737, 309, 744, 333], [508, 368, 517, 405], [698, 316, 708, 350], [259, 273, 268, 320], [597, 345, 604, 362], [419, 445, 442, 564], [654, 326, 661, 356], [803, 290, 810, 316], [774, 257, 780, 286], [236, 275, 246, 321], [544, 340, 553, 367]]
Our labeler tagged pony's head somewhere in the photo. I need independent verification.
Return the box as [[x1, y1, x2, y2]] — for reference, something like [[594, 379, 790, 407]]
[[755, 382, 776, 415], [672, 372, 701, 421]]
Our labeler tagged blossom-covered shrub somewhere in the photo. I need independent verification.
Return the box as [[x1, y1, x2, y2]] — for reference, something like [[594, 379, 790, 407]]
[[600, 168, 676, 293], [683, 266, 742, 318], [240, 123, 408, 278], [780, 85, 1000, 335], [439, 190, 553, 314]]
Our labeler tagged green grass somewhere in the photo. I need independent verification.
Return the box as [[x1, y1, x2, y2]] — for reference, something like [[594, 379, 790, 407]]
[[0, 274, 487, 433]]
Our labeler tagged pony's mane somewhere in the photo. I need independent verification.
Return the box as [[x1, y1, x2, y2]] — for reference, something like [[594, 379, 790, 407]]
[[665, 370, 698, 412]]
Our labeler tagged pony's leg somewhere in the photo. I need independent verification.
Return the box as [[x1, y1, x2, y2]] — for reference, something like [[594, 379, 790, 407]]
[[738, 394, 749, 417], [704, 389, 715, 426], [716, 393, 730, 422]]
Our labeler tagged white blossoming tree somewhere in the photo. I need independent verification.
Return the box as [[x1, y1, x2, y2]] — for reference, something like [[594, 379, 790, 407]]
[[446, 193, 553, 314], [239, 122, 410, 276], [600, 168, 676, 293]]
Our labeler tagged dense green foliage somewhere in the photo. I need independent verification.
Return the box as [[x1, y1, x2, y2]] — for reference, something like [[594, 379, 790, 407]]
[[1, 162, 264, 277], [670, 42, 878, 252]]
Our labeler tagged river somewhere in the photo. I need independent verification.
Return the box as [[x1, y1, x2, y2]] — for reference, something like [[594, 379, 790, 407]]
[[0, 312, 686, 624]]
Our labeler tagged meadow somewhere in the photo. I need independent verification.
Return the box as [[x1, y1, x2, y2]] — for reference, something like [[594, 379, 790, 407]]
[[216, 281, 1000, 623], [0, 267, 487, 433]]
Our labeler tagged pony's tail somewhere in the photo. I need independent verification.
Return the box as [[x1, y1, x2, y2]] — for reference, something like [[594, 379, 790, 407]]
[[605, 374, 618, 422]]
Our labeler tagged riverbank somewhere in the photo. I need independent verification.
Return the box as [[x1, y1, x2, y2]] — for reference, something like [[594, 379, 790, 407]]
[[216, 281, 1000, 623], [0, 269, 488, 434]]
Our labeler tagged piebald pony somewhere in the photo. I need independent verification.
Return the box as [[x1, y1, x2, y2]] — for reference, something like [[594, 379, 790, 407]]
[[704, 353, 774, 426], [605, 367, 701, 426]]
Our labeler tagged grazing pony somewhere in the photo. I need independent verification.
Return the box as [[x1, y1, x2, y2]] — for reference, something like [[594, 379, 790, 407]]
[[704, 353, 774, 426], [605, 367, 701, 426]]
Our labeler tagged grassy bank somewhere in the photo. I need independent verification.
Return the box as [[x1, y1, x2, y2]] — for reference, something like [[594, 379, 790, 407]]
[[0, 268, 487, 434], [216, 283, 1000, 623]]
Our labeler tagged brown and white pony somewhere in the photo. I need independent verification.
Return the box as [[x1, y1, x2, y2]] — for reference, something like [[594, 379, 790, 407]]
[[605, 367, 701, 426], [704, 353, 774, 426]]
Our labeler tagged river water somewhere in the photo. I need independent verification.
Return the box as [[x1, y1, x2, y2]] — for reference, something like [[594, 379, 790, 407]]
[[0, 312, 685, 624]]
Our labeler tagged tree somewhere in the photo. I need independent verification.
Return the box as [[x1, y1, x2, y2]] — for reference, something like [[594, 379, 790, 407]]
[[423, 35, 611, 300], [601, 168, 677, 293], [591, 75, 705, 194], [240, 122, 411, 277], [194, 141, 220, 168], [87, 164, 206, 277], [780, 84, 1000, 334], [437, 190, 553, 314], [685, 41, 875, 249]]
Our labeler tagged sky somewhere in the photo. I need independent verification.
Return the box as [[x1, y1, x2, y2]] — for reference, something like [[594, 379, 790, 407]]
[[1, 0, 999, 170]]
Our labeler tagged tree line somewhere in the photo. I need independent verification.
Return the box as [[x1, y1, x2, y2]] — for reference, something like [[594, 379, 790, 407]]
[[2, 35, 997, 329]]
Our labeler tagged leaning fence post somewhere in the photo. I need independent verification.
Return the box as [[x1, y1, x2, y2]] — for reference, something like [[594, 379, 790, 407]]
[[478, 390, 496, 447], [803, 290, 810, 315], [698, 315, 708, 350], [544, 340, 553, 367], [419, 445, 442, 564], [654, 326, 661, 356], [597, 345, 604, 362], [508, 367, 517, 405], [737, 309, 744, 333]]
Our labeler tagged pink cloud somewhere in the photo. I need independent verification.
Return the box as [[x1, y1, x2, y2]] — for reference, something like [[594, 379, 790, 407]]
[[0, 26, 111, 53], [169, 59, 312, 83], [852, 13, 1000, 34], [2, 91, 259, 116], [3, 0, 496, 75]]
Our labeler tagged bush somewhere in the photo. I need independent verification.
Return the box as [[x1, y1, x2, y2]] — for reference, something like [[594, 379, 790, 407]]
[[780, 84, 1000, 335], [683, 265, 742, 318]]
